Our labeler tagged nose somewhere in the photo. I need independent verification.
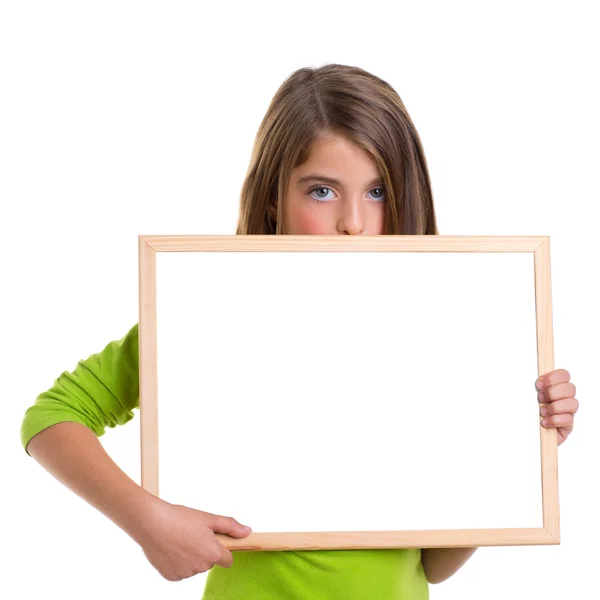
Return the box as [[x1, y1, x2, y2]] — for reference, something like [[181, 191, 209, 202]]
[[337, 199, 366, 235]]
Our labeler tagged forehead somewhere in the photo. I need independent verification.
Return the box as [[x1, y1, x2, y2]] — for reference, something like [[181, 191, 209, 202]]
[[292, 133, 380, 183]]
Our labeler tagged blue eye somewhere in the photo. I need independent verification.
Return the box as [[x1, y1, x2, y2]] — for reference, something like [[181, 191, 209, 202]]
[[308, 186, 386, 203], [309, 186, 334, 202], [369, 187, 385, 200]]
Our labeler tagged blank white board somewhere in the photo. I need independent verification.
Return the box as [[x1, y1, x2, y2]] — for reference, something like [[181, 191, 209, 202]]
[[138, 235, 559, 550]]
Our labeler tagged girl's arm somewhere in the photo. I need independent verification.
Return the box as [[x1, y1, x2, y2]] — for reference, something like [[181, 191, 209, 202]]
[[21, 323, 140, 455], [22, 322, 155, 543], [26, 420, 159, 545], [22, 324, 252, 580], [420, 547, 478, 584]]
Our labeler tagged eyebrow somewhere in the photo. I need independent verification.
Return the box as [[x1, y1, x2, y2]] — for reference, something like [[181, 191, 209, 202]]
[[296, 174, 383, 188]]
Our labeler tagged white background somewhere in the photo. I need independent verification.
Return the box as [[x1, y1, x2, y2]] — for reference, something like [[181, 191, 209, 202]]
[[1, 1, 598, 599], [156, 251, 541, 532]]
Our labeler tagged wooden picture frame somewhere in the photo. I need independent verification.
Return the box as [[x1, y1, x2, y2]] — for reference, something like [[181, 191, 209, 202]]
[[138, 234, 559, 551]]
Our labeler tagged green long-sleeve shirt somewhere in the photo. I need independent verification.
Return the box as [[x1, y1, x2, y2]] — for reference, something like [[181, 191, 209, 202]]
[[20, 323, 429, 599]]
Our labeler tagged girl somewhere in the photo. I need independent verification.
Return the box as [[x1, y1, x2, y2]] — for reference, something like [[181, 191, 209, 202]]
[[20, 63, 579, 600]]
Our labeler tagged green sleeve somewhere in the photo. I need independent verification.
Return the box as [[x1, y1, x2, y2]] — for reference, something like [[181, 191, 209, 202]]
[[20, 323, 140, 457]]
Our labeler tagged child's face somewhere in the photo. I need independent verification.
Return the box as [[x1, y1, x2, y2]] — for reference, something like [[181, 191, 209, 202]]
[[282, 131, 386, 235]]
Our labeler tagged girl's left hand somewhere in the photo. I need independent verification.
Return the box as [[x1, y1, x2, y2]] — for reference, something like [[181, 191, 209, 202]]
[[536, 368, 579, 446]]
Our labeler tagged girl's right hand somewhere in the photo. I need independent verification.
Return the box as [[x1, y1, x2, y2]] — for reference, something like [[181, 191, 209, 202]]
[[137, 499, 253, 581]]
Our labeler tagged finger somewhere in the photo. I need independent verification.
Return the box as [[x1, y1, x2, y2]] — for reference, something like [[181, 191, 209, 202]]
[[541, 412, 574, 431], [545, 381, 576, 401], [540, 397, 579, 417], [214, 542, 234, 569], [211, 515, 253, 537], [536, 368, 571, 391]]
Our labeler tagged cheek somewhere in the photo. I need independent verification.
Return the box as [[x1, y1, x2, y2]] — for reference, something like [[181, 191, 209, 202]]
[[296, 211, 329, 234], [287, 200, 331, 234]]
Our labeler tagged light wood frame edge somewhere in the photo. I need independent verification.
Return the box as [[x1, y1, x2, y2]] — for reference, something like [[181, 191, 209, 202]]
[[138, 235, 559, 550]]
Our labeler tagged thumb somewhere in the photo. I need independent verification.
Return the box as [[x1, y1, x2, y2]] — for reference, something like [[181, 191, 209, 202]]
[[210, 515, 253, 538]]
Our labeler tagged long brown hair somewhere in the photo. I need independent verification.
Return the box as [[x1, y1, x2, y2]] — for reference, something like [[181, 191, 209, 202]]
[[236, 63, 439, 235]]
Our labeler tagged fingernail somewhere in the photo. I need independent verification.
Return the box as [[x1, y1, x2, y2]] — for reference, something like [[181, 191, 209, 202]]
[[536, 380, 544, 390], [243, 525, 252, 531], [542, 418, 549, 426], [541, 407, 547, 416]]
